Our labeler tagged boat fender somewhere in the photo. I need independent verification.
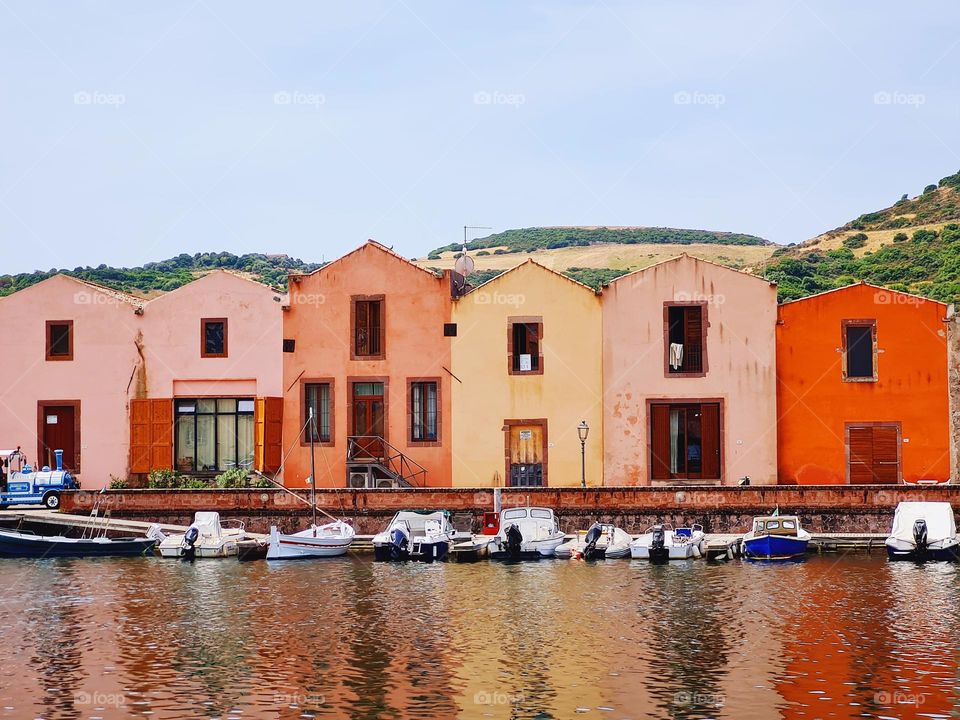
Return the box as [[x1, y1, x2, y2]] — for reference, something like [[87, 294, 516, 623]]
[[913, 519, 928, 556], [505, 524, 523, 558]]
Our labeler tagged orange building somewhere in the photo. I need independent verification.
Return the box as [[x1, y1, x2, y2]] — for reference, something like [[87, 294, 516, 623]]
[[281, 241, 454, 488], [777, 282, 952, 484]]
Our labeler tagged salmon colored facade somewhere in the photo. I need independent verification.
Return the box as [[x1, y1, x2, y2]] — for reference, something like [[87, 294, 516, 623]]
[[281, 241, 453, 488], [777, 282, 952, 485], [602, 254, 779, 485], [450, 260, 603, 487]]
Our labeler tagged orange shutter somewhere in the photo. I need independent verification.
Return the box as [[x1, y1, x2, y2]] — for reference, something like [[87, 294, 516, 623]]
[[150, 399, 174, 470], [255, 397, 284, 473], [848, 427, 873, 484], [129, 399, 151, 473]]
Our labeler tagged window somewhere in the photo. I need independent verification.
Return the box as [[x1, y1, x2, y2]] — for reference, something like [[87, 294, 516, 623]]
[[304, 382, 332, 443], [508, 318, 543, 374], [409, 380, 438, 443], [650, 401, 721, 480], [201, 318, 228, 358], [352, 296, 384, 358], [175, 398, 253, 472], [843, 321, 877, 381], [45, 321, 73, 361], [665, 304, 705, 375], [283, 339, 296, 353], [443, 323, 458, 337]]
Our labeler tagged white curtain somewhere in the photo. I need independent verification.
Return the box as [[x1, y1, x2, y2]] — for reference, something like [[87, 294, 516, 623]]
[[669, 408, 680, 473]]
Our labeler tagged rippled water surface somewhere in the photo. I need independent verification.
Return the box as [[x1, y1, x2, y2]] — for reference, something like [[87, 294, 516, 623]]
[[1, 553, 958, 719]]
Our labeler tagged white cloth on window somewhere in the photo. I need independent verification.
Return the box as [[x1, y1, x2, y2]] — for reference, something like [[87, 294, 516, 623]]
[[669, 343, 684, 369]]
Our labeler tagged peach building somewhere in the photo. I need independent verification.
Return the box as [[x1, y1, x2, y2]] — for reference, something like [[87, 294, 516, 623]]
[[602, 254, 779, 485], [281, 241, 454, 488], [777, 282, 952, 484]]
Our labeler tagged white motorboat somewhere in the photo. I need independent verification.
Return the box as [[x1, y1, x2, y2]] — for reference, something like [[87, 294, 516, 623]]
[[157, 512, 246, 559], [372, 510, 465, 562], [267, 520, 355, 560], [489, 507, 565, 560], [630, 523, 706, 562], [553, 522, 632, 559], [885, 501, 960, 561]]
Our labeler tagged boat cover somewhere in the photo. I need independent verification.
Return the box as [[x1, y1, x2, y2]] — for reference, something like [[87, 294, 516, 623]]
[[889, 502, 957, 543]]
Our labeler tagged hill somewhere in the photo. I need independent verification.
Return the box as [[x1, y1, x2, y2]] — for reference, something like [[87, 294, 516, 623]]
[[764, 170, 960, 304], [426, 226, 770, 259], [0, 252, 322, 298]]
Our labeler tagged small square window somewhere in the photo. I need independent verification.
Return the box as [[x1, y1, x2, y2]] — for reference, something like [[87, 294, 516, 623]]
[[443, 323, 458, 337], [201, 318, 228, 358], [508, 319, 543, 375], [283, 338, 296, 353], [45, 321, 73, 361]]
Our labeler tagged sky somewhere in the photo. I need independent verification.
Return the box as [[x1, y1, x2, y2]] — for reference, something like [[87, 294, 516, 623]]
[[1, 1, 958, 275]]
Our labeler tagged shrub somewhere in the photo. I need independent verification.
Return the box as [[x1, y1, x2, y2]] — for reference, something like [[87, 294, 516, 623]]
[[215, 468, 250, 488], [148, 468, 180, 489], [893, 232, 908, 243], [842, 233, 868, 249], [180, 477, 212, 489], [476, 250, 490, 256], [923, 184, 938, 195], [250, 475, 273, 488], [912, 229, 938, 243], [109, 477, 127, 490], [493, 249, 506, 255]]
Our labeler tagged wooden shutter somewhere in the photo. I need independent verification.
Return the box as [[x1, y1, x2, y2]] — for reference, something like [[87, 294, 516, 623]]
[[848, 426, 874, 484], [872, 426, 899, 484], [255, 397, 283, 473], [650, 405, 671, 480], [150, 399, 173, 470], [684, 307, 702, 346], [700, 403, 721, 480], [129, 399, 151, 473]]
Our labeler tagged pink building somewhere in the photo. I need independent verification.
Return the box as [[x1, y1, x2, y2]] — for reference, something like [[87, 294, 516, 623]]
[[0, 271, 284, 487], [602, 254, 779, 485]]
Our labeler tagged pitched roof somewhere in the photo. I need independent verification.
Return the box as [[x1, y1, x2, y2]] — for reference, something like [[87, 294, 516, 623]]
[[778, 280, 948, 308], [462, 258, 599, 296], [0, 273, 145, 308], [292, 240, 442, 281], [606, 252, 777, 288]]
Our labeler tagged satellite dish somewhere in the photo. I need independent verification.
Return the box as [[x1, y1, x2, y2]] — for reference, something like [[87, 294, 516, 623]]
[[454, 253, 475, 277]]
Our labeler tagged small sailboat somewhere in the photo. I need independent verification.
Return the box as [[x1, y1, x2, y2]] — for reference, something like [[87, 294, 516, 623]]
[[488, 507, 565, 560], [157, 512, 247, 559], [0, 528, 156, 558], [885, 501, 960, 561], [264, 408, 355, 560], [554, 522, 632, 559], [372, 510, 463, 561], [742, 515, 810, 560], [630, 524, 705, 562]]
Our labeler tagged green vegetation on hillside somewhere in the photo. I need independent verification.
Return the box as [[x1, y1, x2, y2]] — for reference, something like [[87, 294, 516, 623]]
[[0, 252, 322, 297], [844, 171, 960, 232], [765, 224, 960, 304], [428, 226, 769, 259]]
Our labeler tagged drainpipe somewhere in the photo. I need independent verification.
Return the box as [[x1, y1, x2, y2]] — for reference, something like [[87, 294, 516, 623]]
[[493, 487, 501, 514]]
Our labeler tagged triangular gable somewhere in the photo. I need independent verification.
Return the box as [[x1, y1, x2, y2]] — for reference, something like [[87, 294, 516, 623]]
[[463, 258, 598, 297]]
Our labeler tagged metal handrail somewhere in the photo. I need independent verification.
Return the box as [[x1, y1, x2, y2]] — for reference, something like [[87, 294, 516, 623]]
[[347, 435, 427, 487]]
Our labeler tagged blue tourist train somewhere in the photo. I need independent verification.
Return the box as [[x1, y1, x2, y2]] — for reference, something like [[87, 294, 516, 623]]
[[0, 447, 79, 509]]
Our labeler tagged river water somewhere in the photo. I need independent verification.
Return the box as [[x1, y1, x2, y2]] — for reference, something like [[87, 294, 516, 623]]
[[0, 553, 957, 720]]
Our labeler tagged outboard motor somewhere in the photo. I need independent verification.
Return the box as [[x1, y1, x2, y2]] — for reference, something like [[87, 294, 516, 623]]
[[912, 518, 929, 559], [649, 524, 669, 564], [505, 524, 524, 559], [181, 524, 200, 561], [388, 527, 409, 561], [583, 523, 603, 560]]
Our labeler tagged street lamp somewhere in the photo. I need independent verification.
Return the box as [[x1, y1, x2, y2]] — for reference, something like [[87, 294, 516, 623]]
[[577, 421, 590, 488]]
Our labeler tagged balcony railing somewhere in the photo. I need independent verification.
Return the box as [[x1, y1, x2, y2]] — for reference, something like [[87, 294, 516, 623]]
[[347, 435, 427, 487], [354, 327, 382, 356], [669, 343, 703, 374]]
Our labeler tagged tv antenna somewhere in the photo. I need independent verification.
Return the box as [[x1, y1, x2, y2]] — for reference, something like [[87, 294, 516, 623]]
[[458, 225, 491, 277]]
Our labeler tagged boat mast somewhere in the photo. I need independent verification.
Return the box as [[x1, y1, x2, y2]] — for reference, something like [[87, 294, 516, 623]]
[[309, 408, 318, 529]]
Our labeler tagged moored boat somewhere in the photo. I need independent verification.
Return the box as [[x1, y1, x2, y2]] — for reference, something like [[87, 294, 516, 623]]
[[885, 501, 960, 561], [742, 515, 810, 560], [372, 510, 463, 562], [157, 512, 246, 559], [488, 507, 565, 560], [267, 521, 354, 560], [554, 522, 632, 559], [0, 527, 156, 558]]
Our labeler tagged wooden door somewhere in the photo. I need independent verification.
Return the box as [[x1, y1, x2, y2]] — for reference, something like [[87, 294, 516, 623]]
[[41, 405, 76, 471], [848, 424, 900, 484], [352, 390, 385, 458], [649, 402, 721, 481], [508, 423, 545, 486]]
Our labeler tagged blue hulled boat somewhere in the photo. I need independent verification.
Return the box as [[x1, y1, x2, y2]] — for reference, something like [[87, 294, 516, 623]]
[[742, 515, 810, 560]]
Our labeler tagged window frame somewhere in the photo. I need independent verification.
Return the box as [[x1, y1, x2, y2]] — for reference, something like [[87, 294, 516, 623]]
[[841, 319, 878, 382], [407, 377, 441, 446], [200, 318, 229, 358], [300, 378, 335, 447], [351, 295, 386, 360], [507, 316, 544, 375], [663, 302, 708, 378], [45, 320, 74, 361], [174, 396, 254, 473]]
